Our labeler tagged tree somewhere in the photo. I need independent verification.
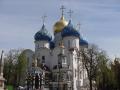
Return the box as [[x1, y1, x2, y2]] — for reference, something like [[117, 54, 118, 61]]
[[4, 49, 22, 85], [15, 51, 27, 86], [80, 45, 102, 90], [3, 49, 27, 88], [96, 57, 117, 90], [4, 58, 14, 85], [111, 58, 120, 90]]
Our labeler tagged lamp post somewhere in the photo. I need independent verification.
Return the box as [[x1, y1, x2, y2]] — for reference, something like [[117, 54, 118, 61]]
[[39, 73, 43, 90], [35, 73, 39, 89], [31, 73, 34, 90], [40, 72, 45, 90], [26, 73, 30, 90]]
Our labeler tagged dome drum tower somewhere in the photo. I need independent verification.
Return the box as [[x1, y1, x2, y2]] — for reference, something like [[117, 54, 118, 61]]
[[34, 24, 52, 50], [61, 20, 80, 50]]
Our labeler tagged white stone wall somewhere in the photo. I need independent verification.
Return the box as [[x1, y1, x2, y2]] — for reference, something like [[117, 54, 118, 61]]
[[73, 51, 78, 90], [31, 34, 88, 90], [54, 32, 62, 47], [23, 49, 34, 71], [51, 47, 63, 69], [35, 40, 50, 50], [35, 47, 51, 68], [63, 36, 79, 50]]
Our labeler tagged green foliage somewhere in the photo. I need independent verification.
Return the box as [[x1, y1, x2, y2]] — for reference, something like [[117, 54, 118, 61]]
[[111, 59, 120, 90], [4, 49, 22, 85], [81, 44, 120, 90], [95, 53, 118, 90], [15, 51, 27, 86], [3, 49, 27, 88]]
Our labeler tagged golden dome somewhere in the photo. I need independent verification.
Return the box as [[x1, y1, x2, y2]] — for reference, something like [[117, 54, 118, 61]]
[[54, 16, 68, 33]]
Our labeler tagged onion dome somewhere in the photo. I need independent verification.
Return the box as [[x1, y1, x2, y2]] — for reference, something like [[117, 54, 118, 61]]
[[54, 16, 68, 34], [61, 20, 80, 38], [34, 24, 52, 42], [80, 37, 88, 46], [50, 41, 55, 49]]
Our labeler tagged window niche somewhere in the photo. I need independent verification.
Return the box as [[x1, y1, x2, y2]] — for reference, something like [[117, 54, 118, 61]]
[[42, 56, 45, 63], [68, 40, 70, 48]]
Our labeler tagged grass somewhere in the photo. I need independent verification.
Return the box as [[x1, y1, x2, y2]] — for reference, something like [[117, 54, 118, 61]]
[[7, 85, 14, 90]]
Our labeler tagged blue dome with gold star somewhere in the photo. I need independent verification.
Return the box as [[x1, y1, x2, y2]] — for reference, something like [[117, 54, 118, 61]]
[[34, 24, 52, 42], [61, 20, 80, 38], [80, 37, 88, 46]]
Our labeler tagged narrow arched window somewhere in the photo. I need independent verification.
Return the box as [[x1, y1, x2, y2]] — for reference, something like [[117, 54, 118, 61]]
[[75, 69, 77, 77], [68, 40, 70, 48], [42, 56, 45, 63]]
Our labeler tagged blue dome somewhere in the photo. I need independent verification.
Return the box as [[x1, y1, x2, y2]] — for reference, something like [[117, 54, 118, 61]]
[[80, 37, 88, 46], [34, 24, 52, 42], [50, 41, 55, 49], [61, 20, 80, 38]]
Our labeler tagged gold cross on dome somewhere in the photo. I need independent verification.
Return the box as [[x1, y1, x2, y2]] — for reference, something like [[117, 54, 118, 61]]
[[60, 5, 65, 16]]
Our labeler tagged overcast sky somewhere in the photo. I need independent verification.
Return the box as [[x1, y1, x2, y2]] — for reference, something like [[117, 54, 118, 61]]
[[0, 0, 120, 59]]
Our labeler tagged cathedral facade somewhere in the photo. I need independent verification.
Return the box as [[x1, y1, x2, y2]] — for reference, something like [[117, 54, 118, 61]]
[[23, 6, 89, 90]]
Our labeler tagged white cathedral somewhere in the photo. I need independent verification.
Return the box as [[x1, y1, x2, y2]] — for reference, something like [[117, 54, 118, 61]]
[[23, 6, 89, 90]]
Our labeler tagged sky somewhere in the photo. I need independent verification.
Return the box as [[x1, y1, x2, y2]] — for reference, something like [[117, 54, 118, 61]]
[[0, 0, 120, 59]]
